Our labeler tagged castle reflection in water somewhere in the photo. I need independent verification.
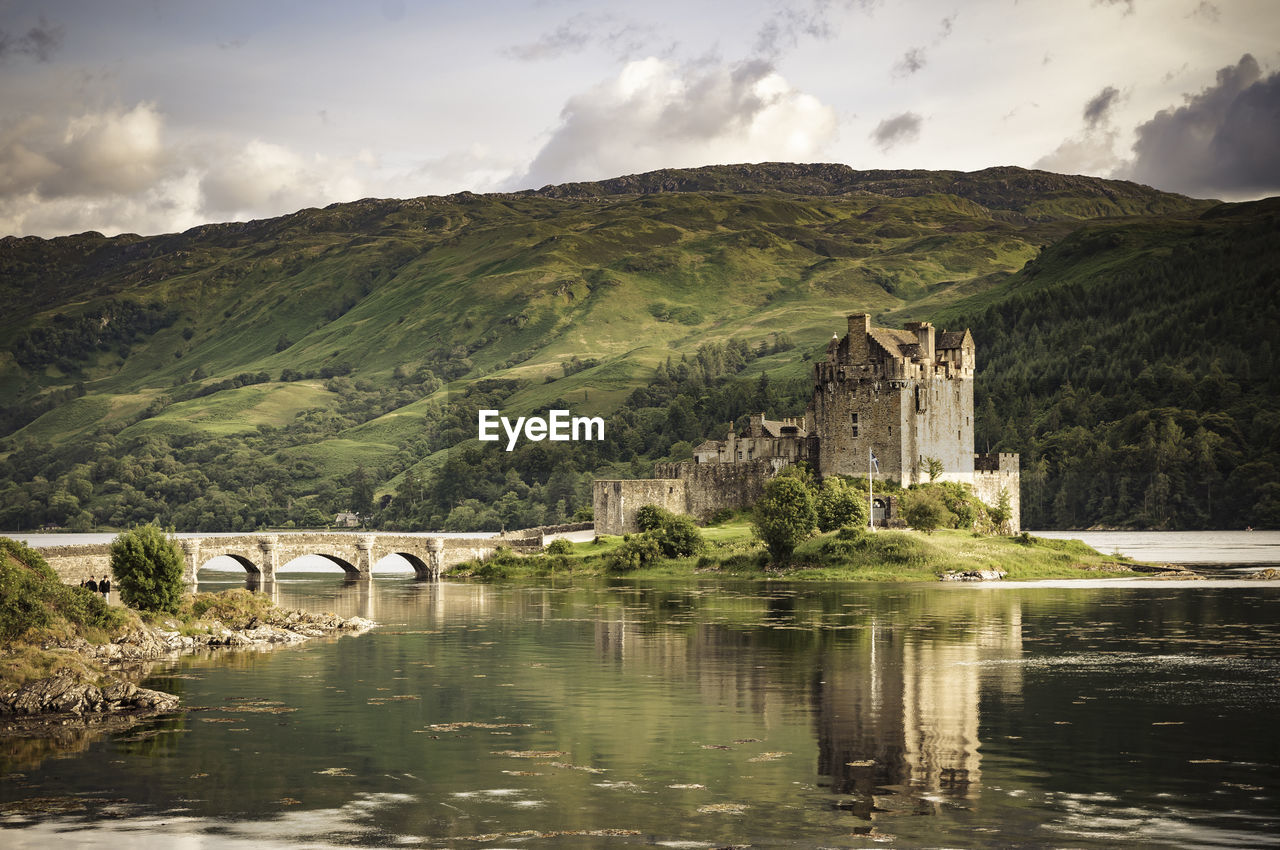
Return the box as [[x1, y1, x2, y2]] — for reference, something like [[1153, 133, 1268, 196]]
[[218, 574, 1025, 818]]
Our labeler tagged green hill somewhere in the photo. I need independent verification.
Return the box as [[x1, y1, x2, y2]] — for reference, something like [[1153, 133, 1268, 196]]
[[0, 163, 1273, 531]]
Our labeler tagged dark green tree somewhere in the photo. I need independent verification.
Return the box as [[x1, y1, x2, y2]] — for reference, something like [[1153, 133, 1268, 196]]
[[752, 476, 816, 563], [814, 477, 868, 532], [109, 524, 185, 613]]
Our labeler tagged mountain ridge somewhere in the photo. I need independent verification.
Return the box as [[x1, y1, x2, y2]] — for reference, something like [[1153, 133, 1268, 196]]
[[0, 163, 1273, 532]]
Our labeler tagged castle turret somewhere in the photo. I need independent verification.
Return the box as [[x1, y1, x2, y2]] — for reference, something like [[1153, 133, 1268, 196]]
[[905, 321, 936, 365], [846, 314, 871, 363]]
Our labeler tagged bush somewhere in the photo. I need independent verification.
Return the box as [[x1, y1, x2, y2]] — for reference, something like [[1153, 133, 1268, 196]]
[[545, 538, 574, 555], [814, 477, 868, 532], [653, 513, 703, 558], [0, 538, 127, 643], [634, 504, 666, 532], [606, 535, 663, 572], [110, 524, 186, 613], [630, 505, 705, 558], [902, 490, 952, 534], [752, 476, 816, 563]]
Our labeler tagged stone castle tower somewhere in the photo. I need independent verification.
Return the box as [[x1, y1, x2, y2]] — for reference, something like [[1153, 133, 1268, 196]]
[[594, 312, 1020, 534], [812, 313, 974, 484]]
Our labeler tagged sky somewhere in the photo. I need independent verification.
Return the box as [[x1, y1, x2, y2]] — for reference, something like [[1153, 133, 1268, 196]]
[[1, 0, 1277, 238]]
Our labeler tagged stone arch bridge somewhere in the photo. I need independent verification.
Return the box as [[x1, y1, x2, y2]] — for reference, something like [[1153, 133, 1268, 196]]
[[33, 532, 541, 586]]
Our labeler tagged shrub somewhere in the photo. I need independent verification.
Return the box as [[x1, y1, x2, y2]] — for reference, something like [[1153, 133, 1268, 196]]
[[752, 476, 816, 563], [0, 537, 127, 643], [708, 508, 736, 525], [630, 505, 705, 558], [545, 538, 574, 555], [606, 535, 662, 572], [814, 477, 868, 532], [634, 504, 666, 532], [110, 524, 186, 613], [902, 490, 951, 534]]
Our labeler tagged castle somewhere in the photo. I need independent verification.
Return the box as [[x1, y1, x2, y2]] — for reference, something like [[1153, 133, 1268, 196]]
[[593, 313, 1020, 534]]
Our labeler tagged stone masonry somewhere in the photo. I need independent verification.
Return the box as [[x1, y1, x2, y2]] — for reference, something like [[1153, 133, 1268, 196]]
[[593, 311, 1020, 535], [31, 532, 541, 587]]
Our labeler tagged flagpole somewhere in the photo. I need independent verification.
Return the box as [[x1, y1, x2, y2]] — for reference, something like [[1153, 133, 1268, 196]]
[[869, 446, 874, 532]]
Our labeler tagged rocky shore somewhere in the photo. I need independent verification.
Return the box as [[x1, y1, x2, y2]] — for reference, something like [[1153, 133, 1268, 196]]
[[1, 608, 375, 722]]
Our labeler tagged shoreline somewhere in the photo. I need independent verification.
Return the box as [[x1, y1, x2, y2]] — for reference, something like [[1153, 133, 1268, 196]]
[[0, 603, 375, 737]]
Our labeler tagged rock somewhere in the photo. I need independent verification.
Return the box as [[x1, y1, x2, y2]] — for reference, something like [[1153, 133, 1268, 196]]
[[939, 569, 1007, 582], [1244, 567, 1280, 580], [0, 673, 177, 717]]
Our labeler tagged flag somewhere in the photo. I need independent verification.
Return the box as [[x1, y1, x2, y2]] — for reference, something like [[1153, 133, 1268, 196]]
[[870, 450, 879, 473]]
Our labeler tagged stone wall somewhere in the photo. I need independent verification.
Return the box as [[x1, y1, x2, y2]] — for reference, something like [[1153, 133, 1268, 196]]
[[592, 479, 686, 535], [812, 376, 906, 480], [905, 375, 974, 487], [654, 458, 784, 520], [36, 545, 114, 588], [29, 532, 532, 586], [971, 453, 1021, 534]]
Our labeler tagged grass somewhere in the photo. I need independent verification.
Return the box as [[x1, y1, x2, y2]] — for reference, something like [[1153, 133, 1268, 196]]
[[447, 523, 1146, 583]]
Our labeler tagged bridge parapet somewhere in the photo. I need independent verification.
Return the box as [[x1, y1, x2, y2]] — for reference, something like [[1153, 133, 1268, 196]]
[[31, 532, 541, 586]]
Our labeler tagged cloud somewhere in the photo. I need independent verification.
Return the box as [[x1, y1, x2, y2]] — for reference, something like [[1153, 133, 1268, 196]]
[[1121, 54, 1280, 198], [1035, 86, 1123, 176], [870, 111, 922, 151], [516, 57, 838, 189], [752, 0, 879, 59], [1034, 130, 1120, 177], [504, 19, 594, 62], [1083, 86, 1121, 128], [893, 47, 926, 78], [197, 139, 365, 219], [503, 14, 659, 62], [1093, 0, 1135, 14], [0, 103, 171, 200], [0, 15, 66, 62], [1189, 1, 1220, 22], [0, 99, 383, 237]]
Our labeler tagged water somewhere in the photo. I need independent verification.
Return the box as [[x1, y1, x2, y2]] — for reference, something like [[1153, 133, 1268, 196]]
[[1032, 530, 1280, 567], [3, 574, 1279, 848]]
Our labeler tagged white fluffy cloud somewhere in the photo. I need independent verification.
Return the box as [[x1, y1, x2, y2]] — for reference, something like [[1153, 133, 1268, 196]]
[[0, 102, 382, 236], [517, 57, 838, 189], [198, 140, 366, 219]]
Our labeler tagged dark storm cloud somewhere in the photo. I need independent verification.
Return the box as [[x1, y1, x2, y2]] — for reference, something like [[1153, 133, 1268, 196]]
[[1124, 54, 1280, 198], [870, 111, 922, 151], [1083, 86, 1120, 128], [0, 16, 65, 62]]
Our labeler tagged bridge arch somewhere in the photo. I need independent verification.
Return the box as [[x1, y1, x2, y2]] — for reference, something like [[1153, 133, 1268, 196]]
[[199, 553, 260, 574], [294, 552, 360, 575], [388, 551, 432, 578]]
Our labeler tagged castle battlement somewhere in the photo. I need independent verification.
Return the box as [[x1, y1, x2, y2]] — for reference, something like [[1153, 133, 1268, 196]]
[[594, 311, 1020, 535]]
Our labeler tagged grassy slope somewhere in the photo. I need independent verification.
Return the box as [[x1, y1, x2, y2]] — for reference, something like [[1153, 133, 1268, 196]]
[[0, 163, 1222, 497]]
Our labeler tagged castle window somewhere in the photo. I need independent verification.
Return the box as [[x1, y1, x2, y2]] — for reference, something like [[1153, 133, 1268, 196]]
[[851, 413, 858, 437]]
